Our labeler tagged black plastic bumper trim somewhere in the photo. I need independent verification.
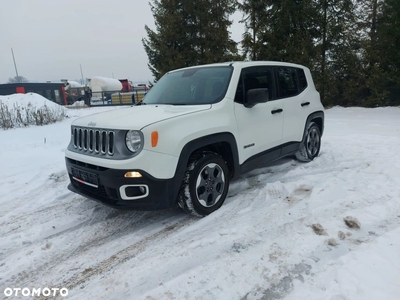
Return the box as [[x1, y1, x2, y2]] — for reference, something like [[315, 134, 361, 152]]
[[66, 158, 178, 210]]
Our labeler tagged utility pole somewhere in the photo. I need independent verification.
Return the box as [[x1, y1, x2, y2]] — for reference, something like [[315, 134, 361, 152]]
[[80, 64, 85, 86], [11, 48, 20, 80]]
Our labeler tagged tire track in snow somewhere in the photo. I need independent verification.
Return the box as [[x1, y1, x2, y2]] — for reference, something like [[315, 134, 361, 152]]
[[57, 216, 195, 291], [0, 197, 85, 238], [5, 208, 191, 290], [0, 172, 85, 236]]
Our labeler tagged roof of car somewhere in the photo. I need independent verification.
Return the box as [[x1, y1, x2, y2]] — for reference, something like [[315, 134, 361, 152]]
[[169, 61, 307, 73]]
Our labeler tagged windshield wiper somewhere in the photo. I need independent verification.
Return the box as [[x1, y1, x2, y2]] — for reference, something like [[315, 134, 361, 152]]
[[160, 103, 187, 105], [135, 101, 146, 106]]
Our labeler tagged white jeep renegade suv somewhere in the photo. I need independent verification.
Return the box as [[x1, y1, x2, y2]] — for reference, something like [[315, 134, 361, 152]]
[[65, 61, 324, 216]]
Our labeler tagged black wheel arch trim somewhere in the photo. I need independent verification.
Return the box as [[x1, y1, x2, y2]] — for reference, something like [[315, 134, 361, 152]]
[[171, 132, 240, 202], [304, 111, 324, 138]]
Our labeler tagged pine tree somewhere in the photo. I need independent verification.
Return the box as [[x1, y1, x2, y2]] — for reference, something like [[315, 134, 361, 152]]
[[355, 0, 387, 106], [376, 0, 400, 105], [238, 0, 270, 60], [142, 0, 239, 81], [257, 0, 319, 67], [315, 0, 359, 106]]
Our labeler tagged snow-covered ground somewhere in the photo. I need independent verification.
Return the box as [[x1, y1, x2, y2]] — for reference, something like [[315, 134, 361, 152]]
[[0, 93, 62, 110], [0, 94, 399, 300]]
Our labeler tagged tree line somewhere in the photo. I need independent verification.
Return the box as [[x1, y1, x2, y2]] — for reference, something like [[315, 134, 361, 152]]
[[8, 76, 29, 83], [142, 0, 400, 107]]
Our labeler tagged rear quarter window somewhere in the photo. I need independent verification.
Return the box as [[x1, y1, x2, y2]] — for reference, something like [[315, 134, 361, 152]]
[[297, 68, 308, 92]]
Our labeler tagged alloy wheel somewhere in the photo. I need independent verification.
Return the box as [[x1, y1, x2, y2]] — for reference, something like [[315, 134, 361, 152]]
[[306, 127, 320, 157], [195, 163, 226, 207]]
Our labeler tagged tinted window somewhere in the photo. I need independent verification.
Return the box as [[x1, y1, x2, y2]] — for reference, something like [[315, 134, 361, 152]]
[[276, 67, 299, 98], [234, 76, 244, 103], [297, 68, 308, 92], [45, 90, 53, 101], [235, 66, 276, 104], [54, 90, 61, 104]]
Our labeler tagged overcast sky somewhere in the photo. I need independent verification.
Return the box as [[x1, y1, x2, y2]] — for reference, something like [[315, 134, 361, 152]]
[[0, 0, 244, 84]]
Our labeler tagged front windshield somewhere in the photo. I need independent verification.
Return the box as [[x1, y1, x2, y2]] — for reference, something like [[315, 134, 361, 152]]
[[143, 66, 232, 105]]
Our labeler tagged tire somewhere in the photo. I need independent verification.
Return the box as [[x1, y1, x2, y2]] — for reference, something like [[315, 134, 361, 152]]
[[295, 121, 321, 162], [178, 152, 230, 217]]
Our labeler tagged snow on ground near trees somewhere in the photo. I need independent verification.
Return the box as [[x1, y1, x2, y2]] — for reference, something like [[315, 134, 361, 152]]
[[0, 96, 399, 299], [0, 93, 63, 111]]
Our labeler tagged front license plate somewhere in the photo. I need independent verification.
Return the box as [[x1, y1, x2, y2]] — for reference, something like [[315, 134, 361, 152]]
[[71, 167, 99, 188]]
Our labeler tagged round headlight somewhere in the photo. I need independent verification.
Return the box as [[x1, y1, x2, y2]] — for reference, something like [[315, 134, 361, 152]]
[[125, 130, 143, 153]]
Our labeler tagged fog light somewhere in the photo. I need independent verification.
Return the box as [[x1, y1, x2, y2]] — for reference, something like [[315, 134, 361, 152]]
[[139, 186, 146, 194], [124, 171, 142, 178]]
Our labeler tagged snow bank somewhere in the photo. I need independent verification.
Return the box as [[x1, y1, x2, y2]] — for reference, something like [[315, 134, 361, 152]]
[[0, 92, 62, 110], [67, 100, 86, 107], [0, 93, 66, 129]]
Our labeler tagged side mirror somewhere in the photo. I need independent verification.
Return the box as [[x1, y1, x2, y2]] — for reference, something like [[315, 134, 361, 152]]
[[244, 88, 269, 108]]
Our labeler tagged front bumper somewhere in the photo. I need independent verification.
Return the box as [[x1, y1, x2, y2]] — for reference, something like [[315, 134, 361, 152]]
[[66, 158, 181, 210]]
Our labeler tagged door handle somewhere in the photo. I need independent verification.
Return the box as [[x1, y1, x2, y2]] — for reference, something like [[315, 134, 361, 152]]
[[301, 102, 310, 107], [271, 109, 283, 114]]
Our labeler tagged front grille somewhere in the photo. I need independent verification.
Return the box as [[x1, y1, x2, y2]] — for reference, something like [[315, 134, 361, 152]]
[[72, 127, 115, 156]]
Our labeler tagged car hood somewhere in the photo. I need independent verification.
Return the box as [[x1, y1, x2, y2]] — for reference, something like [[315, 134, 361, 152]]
[[72, 104, 211, 130]]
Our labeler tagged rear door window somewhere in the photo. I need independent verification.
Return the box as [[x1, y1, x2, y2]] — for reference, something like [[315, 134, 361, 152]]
[[276, 67, 300, 98]]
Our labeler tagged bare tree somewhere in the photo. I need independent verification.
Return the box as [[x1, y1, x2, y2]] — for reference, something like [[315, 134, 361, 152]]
[[8, 76, 29, 83]]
